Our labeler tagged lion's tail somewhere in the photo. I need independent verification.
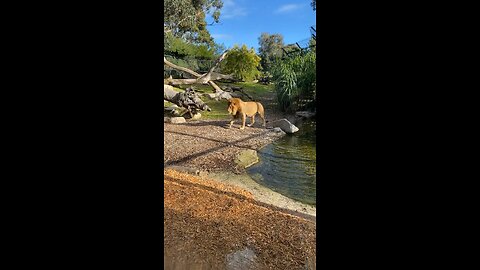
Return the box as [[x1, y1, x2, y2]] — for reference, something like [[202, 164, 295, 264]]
[[255, 102, 264, 115], [256, 102, 266, 127]]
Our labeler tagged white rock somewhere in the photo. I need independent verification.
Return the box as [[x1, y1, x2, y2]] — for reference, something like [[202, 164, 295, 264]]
[[271, 119, 299, 134], [190, 113, 202, 120], [164, 117, 186, 124], [272, 127, 286, 134]]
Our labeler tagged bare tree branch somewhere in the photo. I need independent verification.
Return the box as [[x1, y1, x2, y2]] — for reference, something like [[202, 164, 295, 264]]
[[163, 51, 232, 100]]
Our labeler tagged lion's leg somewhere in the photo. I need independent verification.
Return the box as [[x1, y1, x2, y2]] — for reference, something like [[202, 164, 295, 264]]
[[229, 115, 236, 128], [247, 115, 255, 127], [240, 113, 246, 130], [260, 112, 266, 127]]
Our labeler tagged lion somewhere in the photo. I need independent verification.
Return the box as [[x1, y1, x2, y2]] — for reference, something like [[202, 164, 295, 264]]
[[227, 98, 266, 130]]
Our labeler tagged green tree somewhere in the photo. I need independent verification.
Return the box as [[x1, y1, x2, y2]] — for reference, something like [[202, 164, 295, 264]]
[[258, 33, 284, 71], [220, 45, 261, 82], [163, 1, 228, 75], [164, 0, 223, 46], [283, 44, 301, 55]]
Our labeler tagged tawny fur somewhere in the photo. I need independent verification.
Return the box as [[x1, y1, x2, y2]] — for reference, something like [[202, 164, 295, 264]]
[[227, 98, 266, 130]]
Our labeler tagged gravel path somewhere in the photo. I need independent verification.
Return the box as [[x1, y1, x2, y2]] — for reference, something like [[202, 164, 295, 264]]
[[164, 119, 285, 173]]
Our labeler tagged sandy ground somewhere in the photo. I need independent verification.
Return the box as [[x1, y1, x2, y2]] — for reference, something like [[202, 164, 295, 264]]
[[164, 119, 285, 173], [164, 169, 316, 270], [164, 117, 316, 216]]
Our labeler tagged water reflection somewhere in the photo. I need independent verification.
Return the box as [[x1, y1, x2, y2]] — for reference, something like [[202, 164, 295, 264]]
[[247, 120, 316, 206]]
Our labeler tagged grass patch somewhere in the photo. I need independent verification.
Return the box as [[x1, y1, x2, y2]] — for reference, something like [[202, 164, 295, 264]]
[[201, 98, 230, 120], [177, 84, 213, 94], [236, 82, 274, 98], [164, 82, 276, 120]]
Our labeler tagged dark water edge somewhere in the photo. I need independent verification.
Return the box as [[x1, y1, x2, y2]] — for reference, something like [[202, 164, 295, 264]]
[[247, 119, 316, 206]]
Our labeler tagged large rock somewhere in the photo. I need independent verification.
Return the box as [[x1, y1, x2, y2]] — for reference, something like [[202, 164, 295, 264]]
[[186, 113, 202, 120], [164, 117, 186, 124], [234, 149, 259, 168], [164, 105, 181, 116], [271, 127, 286, 134], [271, 119, 299, 134], [296, 111, 316, 119]]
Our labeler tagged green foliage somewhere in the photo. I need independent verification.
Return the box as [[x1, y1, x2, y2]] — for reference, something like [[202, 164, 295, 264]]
[[165, 33, 216, 59], [164, 0, 223, 46], [271, 51, 316, 112], [308, 38, 316, 53], [283, 44, 300, 54], [258, 33, 285, 72], [220, 45, 261, 82], [164, 32, 222, 76]]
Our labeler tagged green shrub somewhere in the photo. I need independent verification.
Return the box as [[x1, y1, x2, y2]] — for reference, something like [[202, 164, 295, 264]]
[[220, 45, 261, 82], [271, 51, 316, 112]]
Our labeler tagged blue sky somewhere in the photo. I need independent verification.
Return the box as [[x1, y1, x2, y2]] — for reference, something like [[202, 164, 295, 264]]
[[207, 0, 316, 53]]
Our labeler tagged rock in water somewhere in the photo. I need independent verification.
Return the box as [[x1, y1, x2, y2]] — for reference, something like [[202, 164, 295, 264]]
[[296, 111, 316, 119], [164, 117, 186, 124], [272, 119, 299, 134], [272, 127, 286, 134], [234, 150, 259, 168]]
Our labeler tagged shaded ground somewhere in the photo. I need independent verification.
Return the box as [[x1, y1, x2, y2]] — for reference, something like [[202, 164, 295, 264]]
[[164, 169, 316, 270], [164, 82, 293, 173], [164, 120, 285, 173]]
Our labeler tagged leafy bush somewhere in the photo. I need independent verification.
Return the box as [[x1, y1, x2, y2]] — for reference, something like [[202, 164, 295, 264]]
[[220, 45, 261, 82], [271, 51, 316, 112]]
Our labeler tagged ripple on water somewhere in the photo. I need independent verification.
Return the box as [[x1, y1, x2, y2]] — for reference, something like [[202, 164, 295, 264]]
[[247, 120, 316, 206]]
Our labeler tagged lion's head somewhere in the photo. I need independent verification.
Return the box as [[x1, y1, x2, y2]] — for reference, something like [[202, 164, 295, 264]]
[[227, 98, 241, 115]]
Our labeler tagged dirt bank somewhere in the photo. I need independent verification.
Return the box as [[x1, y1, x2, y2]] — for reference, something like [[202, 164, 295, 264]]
[[206, 171, 316, 217], [164, 169, 316, 270]]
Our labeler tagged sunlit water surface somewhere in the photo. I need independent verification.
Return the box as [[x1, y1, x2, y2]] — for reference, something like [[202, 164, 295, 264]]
[[247, 120, 316, 206]]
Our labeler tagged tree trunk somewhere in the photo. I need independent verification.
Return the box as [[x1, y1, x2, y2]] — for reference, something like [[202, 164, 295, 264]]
[[163, 51, 232, 100], [164, 85, 211, 112]]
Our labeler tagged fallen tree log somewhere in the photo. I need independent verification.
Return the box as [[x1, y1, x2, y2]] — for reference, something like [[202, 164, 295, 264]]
[[163, 50, 232, 100], [164, 85, 211, 116], [164, 72, 236, 86]]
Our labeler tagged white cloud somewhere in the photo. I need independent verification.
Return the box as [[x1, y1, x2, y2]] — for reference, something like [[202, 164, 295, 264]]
[[221, 0, 247, 19], [223, 0, 235, 7], [211, 33, 232, 40], [274, 3, 304, 14]]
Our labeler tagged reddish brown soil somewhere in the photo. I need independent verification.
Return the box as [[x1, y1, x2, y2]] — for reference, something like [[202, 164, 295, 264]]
[[164, 169, 316, 270]]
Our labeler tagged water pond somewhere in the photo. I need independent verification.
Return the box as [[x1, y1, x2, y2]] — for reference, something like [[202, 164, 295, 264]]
[[247, 120, 317, 206]]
